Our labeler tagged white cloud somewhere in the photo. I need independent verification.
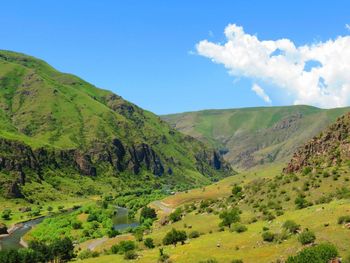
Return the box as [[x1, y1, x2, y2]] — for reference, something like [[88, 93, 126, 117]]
[[196, 24, 350, 108], [346, 24, 350, 31], [252, 84, 271, 104]]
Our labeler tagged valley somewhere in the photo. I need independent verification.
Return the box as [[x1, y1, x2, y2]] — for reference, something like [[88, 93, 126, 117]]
[[162, 106, 350, 169], [0, 51, 349, 263]]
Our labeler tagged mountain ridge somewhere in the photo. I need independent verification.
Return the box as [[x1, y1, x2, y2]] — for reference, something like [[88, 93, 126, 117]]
[[162, 105, 350, 169], [0, 50, 233, 201]]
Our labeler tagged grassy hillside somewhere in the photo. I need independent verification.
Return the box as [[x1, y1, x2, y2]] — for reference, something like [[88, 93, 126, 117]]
[[0, 50, 232, 203], [75, 110, 350, 262], [76, 163, 350, 262], [162, 106, 350, 169]]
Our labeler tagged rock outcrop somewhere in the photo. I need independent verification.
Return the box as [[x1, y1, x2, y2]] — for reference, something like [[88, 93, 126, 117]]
[[284, 113, 350, 173], [0, 135, 230, 198]]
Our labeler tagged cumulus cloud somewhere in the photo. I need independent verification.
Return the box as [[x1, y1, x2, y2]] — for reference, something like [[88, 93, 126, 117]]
[[252, 84, 271, 104], [196, 24, 350, 108]]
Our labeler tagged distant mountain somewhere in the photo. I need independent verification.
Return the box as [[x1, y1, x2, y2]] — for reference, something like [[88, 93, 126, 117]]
[[0, 50, 232, 200], [284, 112, 350, 173], [162, 106, 350, 169]]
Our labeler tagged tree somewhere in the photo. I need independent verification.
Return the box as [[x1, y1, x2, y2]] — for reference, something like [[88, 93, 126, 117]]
[[283, 220, 300, 234], [298, 230, 316, 245], [169, 208, 182, 222], [163, 228, 187, 246], [0, 238, 75, 263], [28, 240, 52, 262], [144, 238, 155, 249], [140, 207, 157, 222], [219, 208, 240, 228], [50, 237, 75, 262]]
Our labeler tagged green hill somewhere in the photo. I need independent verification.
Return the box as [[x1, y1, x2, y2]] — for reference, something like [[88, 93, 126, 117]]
[[162, 106, 350, 169], [0, 50, 232, 201]]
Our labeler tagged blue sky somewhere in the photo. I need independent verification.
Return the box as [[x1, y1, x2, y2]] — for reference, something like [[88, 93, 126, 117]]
[[1, 1, 350, 114]]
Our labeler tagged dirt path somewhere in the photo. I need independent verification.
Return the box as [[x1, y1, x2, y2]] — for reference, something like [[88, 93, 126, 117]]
[[151, 201, 173, 214], [87, 237, 107, 251]]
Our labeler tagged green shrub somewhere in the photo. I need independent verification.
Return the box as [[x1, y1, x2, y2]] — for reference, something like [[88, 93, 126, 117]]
[[231, 260, 243, 263], [337, 215, 350, 224], [110, 240, 136, 254], [232, 185, 243, 198], [298, 230, 316, 245], [283, 220, 300, 234], [144, 238, 155, 249], [124, 250, 138, 260], [158, 248, 170, 262], [169, 208, 182, 222], [107, 229, 120, 238], [286, 243, 338, 263], [189, 230, 200, 238], [71, 220, 82, 229], [1, 209, 11, 220], [295, 195, 312, 209], [232, 223, 247, 233], [262, 231, 275, 242], [78, 250, 100, 259], [302, 167, 312, 175]]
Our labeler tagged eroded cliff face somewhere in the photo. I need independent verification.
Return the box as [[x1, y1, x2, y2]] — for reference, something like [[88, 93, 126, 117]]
[[0, 137, 230, 198], [284, 113, 350, 173]]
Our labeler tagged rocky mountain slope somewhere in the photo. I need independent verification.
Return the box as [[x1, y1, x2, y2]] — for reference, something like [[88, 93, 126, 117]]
[[284, 112, 350, 173], [0, 50, 232, 200], [162, 106, 350, 169]]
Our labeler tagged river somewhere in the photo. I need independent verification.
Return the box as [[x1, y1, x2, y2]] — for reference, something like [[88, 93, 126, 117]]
[[0, 207, 138, 250], [0, 217, 45, 251], [112, 206, 139, 230]]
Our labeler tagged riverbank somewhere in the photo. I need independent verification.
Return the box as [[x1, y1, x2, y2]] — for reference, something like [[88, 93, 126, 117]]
[[0, 207, 80, 251]]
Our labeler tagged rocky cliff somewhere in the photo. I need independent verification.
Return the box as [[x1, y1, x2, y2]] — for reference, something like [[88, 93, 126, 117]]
[[284, 112, 350, 173]]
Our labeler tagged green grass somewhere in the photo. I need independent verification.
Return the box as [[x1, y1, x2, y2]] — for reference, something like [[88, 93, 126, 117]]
[[0, 196, 93, 226], [79, 199, 350, 263], [77, 160, 350, 263]]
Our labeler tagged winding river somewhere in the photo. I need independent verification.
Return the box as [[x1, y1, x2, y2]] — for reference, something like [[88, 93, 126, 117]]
[[0, 217, 45, 251], [0, 207, 138, 251]]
